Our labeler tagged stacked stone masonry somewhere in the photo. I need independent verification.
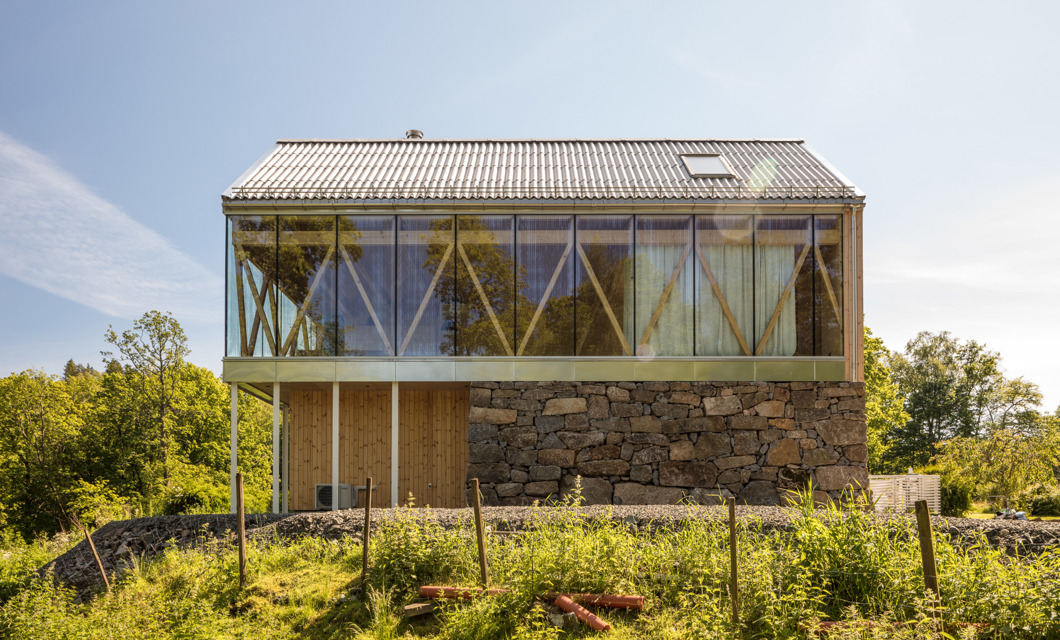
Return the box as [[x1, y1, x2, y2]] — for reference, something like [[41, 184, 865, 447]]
[[466, 381, 868, 507]]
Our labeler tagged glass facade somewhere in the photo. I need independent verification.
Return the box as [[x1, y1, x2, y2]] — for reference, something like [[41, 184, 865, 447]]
[[226, 212, 845, 359]]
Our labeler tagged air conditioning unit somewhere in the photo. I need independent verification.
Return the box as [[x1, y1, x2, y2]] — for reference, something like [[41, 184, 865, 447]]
[[315, 483, 353, 510]]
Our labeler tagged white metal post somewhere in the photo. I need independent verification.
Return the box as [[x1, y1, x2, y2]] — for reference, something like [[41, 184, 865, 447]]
[[391, 381, 399, 507], [332, 382, 340, 511], [272, 381, 280, 514], [230, 383, 238, 514]]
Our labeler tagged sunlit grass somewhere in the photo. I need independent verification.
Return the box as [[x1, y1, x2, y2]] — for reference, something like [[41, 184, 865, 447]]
[[2, 496, 1059, 639]]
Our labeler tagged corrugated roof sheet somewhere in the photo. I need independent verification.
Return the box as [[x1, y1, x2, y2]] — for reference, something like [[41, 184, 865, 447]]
[[224, 138, 863, 202]]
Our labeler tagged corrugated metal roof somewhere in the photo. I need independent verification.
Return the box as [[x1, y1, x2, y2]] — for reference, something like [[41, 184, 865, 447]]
[[223, 138, 863, 202]]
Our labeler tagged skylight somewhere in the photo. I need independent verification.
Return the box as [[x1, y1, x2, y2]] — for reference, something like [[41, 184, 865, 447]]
[[681, 154, 736, 179]]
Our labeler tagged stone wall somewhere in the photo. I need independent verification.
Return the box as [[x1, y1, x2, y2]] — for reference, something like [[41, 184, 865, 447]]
[[466, 381, 867, 506]]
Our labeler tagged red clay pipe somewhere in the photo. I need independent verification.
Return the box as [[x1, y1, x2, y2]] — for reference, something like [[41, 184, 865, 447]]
[[544, 593, 644, 610], [555, 595, 610, 632]]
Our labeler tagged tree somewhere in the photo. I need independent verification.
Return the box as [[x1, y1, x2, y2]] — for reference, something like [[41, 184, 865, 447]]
[[862, 327, 909, 473], [885, 331, 1003, 469], [934, 421, 1059, 502], [103, 310, 189, 486], [0, 371, 83, 536], [62, 359, 97, 381]]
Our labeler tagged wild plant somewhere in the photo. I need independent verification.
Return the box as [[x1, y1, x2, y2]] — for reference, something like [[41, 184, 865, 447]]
[[367, 494, 474, 599]]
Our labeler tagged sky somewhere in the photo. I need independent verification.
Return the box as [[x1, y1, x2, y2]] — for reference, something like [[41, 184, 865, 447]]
[[0, 1, 1057, 411]]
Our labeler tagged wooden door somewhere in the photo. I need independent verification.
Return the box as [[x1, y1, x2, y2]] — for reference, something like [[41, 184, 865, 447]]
[[398, 385, 470, 508]]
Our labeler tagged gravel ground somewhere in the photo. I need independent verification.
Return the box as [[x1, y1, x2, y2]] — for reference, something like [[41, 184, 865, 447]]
[[42, 506, 1060, 599]]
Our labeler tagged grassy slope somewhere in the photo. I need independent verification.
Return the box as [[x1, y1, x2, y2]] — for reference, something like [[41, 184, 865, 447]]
[[2, 501, 1060, 639]]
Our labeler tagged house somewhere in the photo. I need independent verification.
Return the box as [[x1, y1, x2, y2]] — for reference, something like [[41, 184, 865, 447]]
[[222, 134, 867, 512]]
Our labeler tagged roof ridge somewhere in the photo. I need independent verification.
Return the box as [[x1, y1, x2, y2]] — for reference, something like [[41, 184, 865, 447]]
[[274, 137, 807, 144]]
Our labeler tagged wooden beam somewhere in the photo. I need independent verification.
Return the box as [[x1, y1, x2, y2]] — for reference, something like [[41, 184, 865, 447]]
[[398, 243, 454, 356], [693, 244, 752, 356], [754, 244, 811, 356], [517, 240, 573, 355], [638, 230, 693, 348], [239, 260, 277, 355], [575, 243, 633, 356], [279, 246, 336, 355], [456, 244, 514, 356], [234, 259, 249, 356], [339, 245, 394, 355], [244, 272, 274, 354], [813, 244, 842, 324]]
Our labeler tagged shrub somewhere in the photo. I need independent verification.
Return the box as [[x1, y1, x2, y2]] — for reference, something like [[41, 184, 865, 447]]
[[920, 464, 972, 517], [1024, 485, 1060, 517]]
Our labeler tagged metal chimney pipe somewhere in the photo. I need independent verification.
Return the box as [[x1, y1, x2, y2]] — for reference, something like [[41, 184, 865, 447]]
[[405, 129, 423, 139]]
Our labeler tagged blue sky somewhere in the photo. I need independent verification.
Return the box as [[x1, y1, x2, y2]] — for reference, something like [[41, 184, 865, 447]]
[[1, 1, 1058, 410]]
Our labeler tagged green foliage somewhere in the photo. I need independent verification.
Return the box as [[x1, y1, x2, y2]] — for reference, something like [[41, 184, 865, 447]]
[[367, 498, 474, 598], [0, 311, 274, 538], [879, 330, 1060, 505], [0, 531, 77, 604], [886, 331, 1004, 470], [0, 370, 84, 536], [5, 501, 1060, 638], [934, 427, 1058, 503], [1021, 485, 1060, 517], [863, 327, 910, 473]]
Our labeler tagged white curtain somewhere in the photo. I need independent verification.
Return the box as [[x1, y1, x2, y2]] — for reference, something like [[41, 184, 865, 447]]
[[697, 245, 753, 356], [754, 245, 797, 356], [634, 244, 694, 356]]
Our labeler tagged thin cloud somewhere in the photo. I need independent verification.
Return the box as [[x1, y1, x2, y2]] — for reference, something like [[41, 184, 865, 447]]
[[0, 131, 221, 321]]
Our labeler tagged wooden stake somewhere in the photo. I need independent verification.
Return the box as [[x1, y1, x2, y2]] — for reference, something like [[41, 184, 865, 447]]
[[915, 500, 940, 602], [728, 496, 739, 629], [73, 515, 110, 594], [472, 478, 489, 588], [237, 472, 247, 589], [361, 476, 373, 600]]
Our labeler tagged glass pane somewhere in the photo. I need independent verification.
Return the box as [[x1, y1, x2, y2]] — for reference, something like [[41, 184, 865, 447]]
[[277, 216, 337, 356], [516, 216, 575, 356], [635, 216, 693, 357], [695, 215, 753, 356], [575, 215, 634, 356], [228, 216, 276, 356], [337, 216, 395, 356], [398, 216, 455, 356], [455, 215, 515, 356], [814, 215, 844, 356], [754, 216, 812, 356]]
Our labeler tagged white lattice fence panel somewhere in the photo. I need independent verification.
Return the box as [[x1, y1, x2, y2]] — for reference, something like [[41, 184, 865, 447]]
[[870, 474, 940, 513]]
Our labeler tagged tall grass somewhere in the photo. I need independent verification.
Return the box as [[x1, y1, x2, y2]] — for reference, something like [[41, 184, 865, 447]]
[[2, 497, 1060, 639]]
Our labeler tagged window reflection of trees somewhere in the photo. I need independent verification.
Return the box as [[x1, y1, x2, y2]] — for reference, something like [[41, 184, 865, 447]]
[[227, 212, 845, 359]]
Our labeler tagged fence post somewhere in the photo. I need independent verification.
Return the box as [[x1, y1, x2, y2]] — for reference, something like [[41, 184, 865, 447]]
[[237, 472, 247, 589], [728, 496, 739, 629], [73, 515, 110, 594], [915, 499, 940, 608], [472, 478, 489, 588], [361, 476, 373, 600]]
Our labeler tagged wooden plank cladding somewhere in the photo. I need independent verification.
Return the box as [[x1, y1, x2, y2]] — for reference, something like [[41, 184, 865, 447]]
[[288, 389, 331, 511], [340, 389, 393, 508], [287, 384, 469, 511], [399, 386, 470, 508], [288, 387, 392, 511]]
